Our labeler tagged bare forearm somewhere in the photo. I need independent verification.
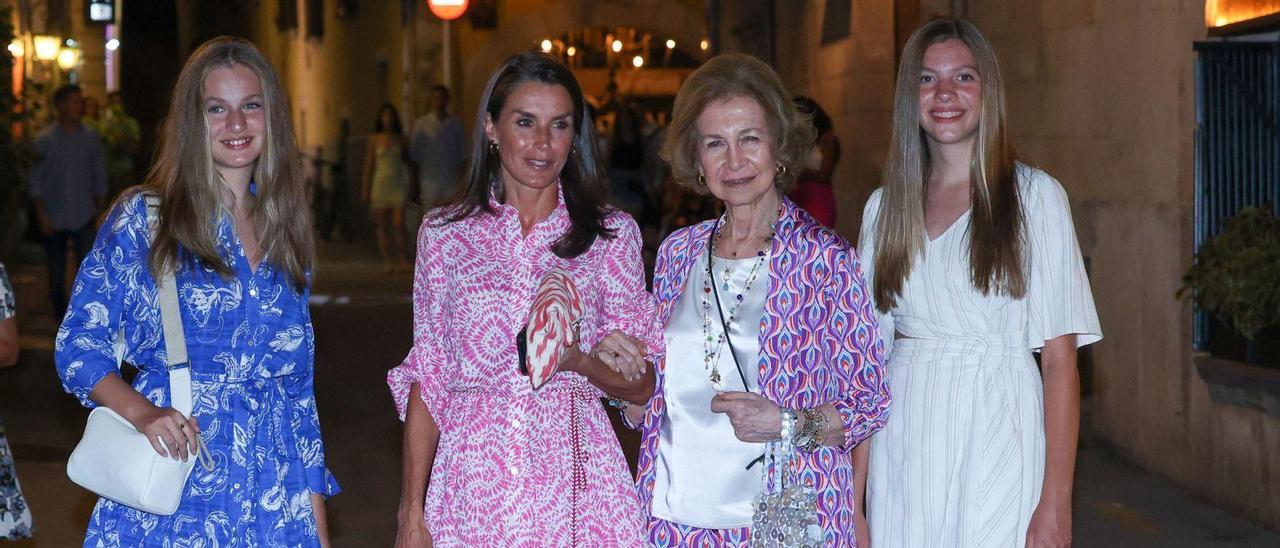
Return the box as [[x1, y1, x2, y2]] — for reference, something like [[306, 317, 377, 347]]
[[622, 401, 646, 425], [311, 493, 330, 547], [0, 340, 16, 367], [1041, 336, 1080, 506], [0, 318, 17, 367], [812, 404, 844, 447], [852, 439, 870, 508], [560, 346, 655, 404], [398, 384, 439, 523], [88, 373, 158, 424]]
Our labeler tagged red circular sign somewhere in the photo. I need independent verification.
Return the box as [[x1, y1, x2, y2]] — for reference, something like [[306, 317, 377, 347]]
[[427, 0, 469, 20]]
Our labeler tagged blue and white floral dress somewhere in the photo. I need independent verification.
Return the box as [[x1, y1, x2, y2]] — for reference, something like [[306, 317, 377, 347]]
[[1, 262, 34, 541], [55, 191, 340, 546]]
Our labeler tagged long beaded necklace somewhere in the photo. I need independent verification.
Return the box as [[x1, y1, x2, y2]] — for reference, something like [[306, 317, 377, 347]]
[[701, 212, 777, 390]]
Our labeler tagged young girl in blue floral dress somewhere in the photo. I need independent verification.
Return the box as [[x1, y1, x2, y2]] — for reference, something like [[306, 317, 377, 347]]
[[54, 36, 339, 546]]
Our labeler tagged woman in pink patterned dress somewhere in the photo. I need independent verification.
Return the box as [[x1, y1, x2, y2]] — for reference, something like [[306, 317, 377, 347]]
[[629, 54, 890, 547], [388, 52, 661, 547]]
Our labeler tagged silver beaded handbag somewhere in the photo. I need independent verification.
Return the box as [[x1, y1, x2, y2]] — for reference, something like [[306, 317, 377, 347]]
[[705, 222, 823, 546], [749, 426, 823, 547]]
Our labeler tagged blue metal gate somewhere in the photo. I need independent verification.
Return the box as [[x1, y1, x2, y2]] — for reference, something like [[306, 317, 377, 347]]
[[1193, 39, 1280, 347]]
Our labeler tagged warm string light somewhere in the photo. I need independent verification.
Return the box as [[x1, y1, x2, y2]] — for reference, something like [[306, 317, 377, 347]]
[[549, 30, 685, 69]]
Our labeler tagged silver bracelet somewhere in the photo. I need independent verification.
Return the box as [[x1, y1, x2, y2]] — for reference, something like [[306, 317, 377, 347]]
[[793, 407, 826, 452]]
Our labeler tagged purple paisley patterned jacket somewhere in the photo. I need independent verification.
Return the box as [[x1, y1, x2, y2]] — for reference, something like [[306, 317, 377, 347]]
[[634, 198, 890, 545]]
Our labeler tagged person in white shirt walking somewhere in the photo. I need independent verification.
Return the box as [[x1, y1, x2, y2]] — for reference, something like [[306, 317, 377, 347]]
[[409, 85, 466, 208]]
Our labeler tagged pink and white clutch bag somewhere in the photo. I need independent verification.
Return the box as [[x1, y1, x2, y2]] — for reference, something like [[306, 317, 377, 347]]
[[525, 270, 583, 390]]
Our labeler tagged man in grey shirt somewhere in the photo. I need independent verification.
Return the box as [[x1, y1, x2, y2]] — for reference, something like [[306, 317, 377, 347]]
[[29, 84, 107, 317], [409, 85, 466, 208]]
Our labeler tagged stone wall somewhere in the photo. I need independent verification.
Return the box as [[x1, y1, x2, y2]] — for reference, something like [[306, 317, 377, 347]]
[[770, 0, 898, 239], [961, 0, 1280, 531], [247, 0, 409, 151], [66, 0, 107, 100]]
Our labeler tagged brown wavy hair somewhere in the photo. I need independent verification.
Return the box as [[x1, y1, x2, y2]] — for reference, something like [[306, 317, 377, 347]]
[[873, 18, 1025, 312], [662, 53, 814, 194], [141, 36, 312, 288]]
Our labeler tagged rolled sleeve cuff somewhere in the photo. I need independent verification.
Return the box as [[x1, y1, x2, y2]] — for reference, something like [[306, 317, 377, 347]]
[[63, 361, 116, 409], [618, 405, 645, 430], [387, 352, 448, 422], [387, 365, 420, 421], [831, 398, 888, 451], [305, 466, 342, 499]]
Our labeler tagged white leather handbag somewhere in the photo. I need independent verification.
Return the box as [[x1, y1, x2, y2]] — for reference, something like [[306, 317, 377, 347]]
[[66, 197, 213, 515]]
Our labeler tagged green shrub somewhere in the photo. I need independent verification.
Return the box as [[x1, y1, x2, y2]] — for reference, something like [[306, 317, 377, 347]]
[[1179, 206, 1280, 340]]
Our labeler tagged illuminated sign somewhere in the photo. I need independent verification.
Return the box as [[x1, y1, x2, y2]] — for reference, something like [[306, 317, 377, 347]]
[[1206, 0, 1280, 28], [87, 0, 115, 24], [427, 0, 469, 21]]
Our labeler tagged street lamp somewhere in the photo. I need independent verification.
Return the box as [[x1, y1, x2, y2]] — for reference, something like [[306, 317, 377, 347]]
[[33, 35, 60, 62], [7, 39, 23, 58], [56, 46, 81, 71], [540, 39, 553, 53], [632, 55, 644, 68]]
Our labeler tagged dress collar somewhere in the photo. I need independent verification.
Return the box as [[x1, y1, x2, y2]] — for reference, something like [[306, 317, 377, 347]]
[[487, 181, 569, 229]]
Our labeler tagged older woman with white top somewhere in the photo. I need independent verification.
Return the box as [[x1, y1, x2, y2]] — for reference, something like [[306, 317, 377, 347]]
[[629, 53, 890, 547]]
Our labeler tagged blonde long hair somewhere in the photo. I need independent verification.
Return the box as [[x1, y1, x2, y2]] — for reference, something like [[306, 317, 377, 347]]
[[873, 18, 1024, 312], [144, 36, 312, 288]]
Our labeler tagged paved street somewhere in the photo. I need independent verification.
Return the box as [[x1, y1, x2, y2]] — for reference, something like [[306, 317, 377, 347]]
[[0, 237, 1277, 547]]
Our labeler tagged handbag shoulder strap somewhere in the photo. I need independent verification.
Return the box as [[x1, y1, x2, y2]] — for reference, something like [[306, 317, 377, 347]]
[[143, 194, 193, 416]]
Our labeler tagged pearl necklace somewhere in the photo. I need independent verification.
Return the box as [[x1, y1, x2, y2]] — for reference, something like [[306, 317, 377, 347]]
[[701, 215, 777, 390]]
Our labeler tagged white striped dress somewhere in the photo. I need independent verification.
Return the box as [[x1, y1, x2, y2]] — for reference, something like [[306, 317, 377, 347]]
[[859, 165, 1102, 547]]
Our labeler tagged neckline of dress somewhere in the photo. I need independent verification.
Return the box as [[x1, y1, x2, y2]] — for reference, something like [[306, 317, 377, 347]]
[[927, 209, 971, 243]]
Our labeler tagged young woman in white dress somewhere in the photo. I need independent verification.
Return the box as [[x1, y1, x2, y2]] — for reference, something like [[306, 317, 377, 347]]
[[854, 18, 1102, 548]]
